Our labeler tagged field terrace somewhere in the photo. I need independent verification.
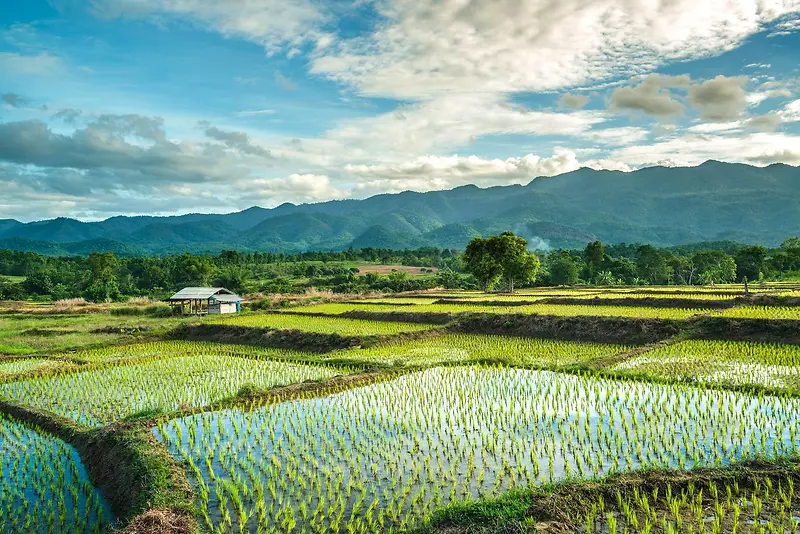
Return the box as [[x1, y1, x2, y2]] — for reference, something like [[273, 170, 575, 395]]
[[1, 283, 800, 532]]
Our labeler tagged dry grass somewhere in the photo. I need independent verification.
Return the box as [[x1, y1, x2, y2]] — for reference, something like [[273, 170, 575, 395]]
[[117, 508, 196, 534]]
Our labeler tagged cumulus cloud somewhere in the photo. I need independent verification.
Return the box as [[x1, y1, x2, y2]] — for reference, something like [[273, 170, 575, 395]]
[[688, 75, 749, 121], [608, 74, 690, 117], [200, 123, 273, 159], [558, 93, 590, 109]]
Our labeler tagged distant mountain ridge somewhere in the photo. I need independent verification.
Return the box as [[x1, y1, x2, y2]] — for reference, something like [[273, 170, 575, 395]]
[[2, 161, 798, 255]]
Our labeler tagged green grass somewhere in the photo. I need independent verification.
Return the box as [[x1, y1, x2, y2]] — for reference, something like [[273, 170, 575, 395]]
[[212, 312, 442, 335], [0, 312, 197, 356]]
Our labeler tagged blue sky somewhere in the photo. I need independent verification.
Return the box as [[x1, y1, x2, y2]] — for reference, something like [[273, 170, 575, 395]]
[[0, 0, 798, 221]]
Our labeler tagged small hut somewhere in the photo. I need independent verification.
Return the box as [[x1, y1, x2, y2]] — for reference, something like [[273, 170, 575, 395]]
[[168, 287, 242, 315]]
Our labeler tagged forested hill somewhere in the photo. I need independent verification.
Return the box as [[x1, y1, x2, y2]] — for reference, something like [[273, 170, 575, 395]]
[[2, 161, 798, 255]]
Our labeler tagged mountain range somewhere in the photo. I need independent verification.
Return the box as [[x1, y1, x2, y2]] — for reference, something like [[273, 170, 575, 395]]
[[2, 161, 798, 255]]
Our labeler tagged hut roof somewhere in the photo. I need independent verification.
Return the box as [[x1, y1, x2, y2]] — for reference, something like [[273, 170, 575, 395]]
[[168, 287, 240, 301]]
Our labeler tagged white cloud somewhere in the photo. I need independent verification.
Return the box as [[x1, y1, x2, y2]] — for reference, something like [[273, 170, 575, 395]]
[[311, 0, 795, 99], [686, 121, 743, 133], [93, 0, 329, 54], [779, 99, 800, 121], [608, 74, 691, 117], [0, 52, 64, 76], [250, 174, 350, 203], [346, 150, 630, 195], [611, 132, 800, 167], [274, 94, 608, 166], [558, 93, 590, 109], [767, 17, 800, 37]]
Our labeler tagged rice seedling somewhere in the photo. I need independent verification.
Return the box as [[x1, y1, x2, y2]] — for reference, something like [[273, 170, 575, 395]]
[[718, 306, 800, 320], [66, 340, 313, 364], [577, 474, 800, 533], [613, 340, 800, 391], [0, 412, 113, 533], [1, 354, 346, 426], [0, 357, 67, 377], [210, 313, 441, 335], [354, 297, 443, 305], [284, 301, 709, 319], [333, 333, 630, 367], [156, 366, 800, 533]]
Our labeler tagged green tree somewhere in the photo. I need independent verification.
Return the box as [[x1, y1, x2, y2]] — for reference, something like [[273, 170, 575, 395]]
[[584, 240, 605, 277], [491, 231, 540, 293], [781, 237, 800, 270], [23, 271, 54, 296], [462, 237, 503, 292], [549, 254, 579, 285], [692, 250, 736, 285], [215, 266, 249, 295], [636, 245, 669, 285], [174, 254, 215, 287], [435, 268, 463, 289], [735, 245, 767, 282]]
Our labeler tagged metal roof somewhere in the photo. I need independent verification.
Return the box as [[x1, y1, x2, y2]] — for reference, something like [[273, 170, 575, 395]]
[[168, 287, 239, 300], [210, 294, 242, 303]]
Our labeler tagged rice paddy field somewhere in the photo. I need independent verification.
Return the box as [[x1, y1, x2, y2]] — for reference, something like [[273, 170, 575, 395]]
[[282, 301, 710, 319], [155, 366, 800, 533], [211, 312, 442, 335], [0, 283, 799, 533], [329, 333, 631, 367], [0, 412, 113, 533], [613, 340, 800, 391], [0, 351, 345, 426]]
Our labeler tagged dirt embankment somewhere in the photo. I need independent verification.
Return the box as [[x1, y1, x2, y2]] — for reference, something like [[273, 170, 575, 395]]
[[448, 314, 682, 345], [340, 309, 455, 324], [169, 323, 363, 352], [687, 316, 800, 344], [422, 459, 800, 534], [0, 400, 196, 533], [540, 296, 733, 309]]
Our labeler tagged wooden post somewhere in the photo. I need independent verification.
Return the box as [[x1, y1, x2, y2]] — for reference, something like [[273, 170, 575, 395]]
[[744, 276, 750, 296]]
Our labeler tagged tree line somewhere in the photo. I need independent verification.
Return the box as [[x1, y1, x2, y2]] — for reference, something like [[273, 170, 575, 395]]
[[463, 234, 800, 291], [1, 236, 800, 301]]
